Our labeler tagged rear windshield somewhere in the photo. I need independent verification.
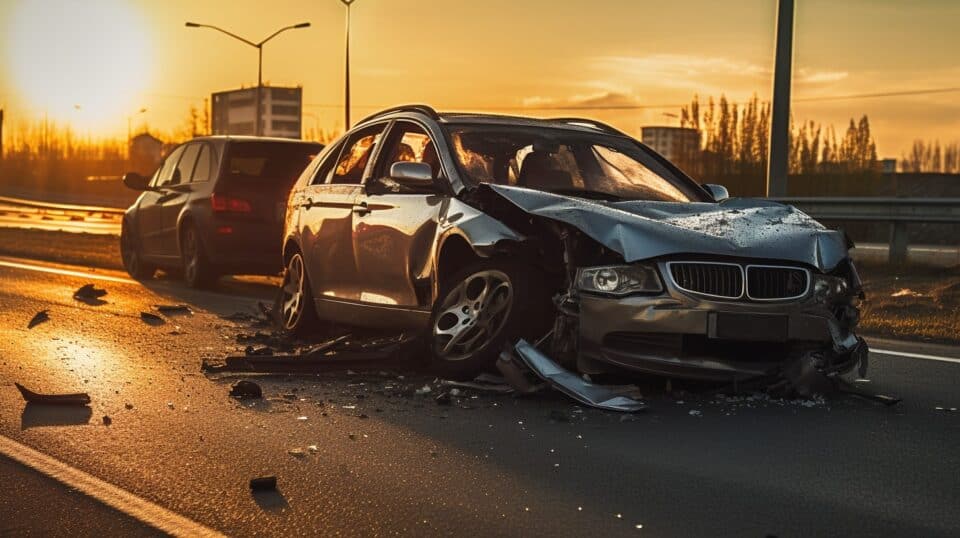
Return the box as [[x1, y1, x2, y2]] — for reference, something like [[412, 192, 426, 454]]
[[224, 142, 323, 185]]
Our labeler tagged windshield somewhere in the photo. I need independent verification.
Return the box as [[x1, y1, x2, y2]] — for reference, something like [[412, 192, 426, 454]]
[[449, 125, 704, 202], [224, 141, 323, 184]]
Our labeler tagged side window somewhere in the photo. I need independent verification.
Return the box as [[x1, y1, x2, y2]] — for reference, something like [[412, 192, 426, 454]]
[[376, 121, 441, 179], [155, 145, 185, 187], [191, 144, 213, 182], [173, 144, 200, 186], [330, 124, 386, 184], [311, 141, 344, 185]]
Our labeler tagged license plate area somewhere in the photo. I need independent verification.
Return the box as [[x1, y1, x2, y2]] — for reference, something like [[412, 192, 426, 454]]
[[708, 312, 789, 342]]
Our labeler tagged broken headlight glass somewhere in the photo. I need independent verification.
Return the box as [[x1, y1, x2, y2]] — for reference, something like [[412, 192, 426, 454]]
[[577, 264, 662, 296], [813, 274, 850, 303]]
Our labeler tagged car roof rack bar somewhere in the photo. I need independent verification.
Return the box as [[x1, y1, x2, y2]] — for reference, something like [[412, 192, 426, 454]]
[[355, 104, 440, 126], [548, 117, 629, 137]]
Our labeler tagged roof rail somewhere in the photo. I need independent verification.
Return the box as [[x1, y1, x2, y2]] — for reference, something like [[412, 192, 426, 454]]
[[355, 104, 440, 126], [548, 117, 628, 137]]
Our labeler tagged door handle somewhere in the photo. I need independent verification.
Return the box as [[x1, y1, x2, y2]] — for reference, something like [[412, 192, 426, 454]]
[[352, 202, 370, 215]]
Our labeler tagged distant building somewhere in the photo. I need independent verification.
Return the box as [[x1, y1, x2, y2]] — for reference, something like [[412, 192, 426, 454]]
[[880, 158, 897, 174], [128, 132, 164, 175], [641, 126, 701, 165], [211, 86, 303, 139]]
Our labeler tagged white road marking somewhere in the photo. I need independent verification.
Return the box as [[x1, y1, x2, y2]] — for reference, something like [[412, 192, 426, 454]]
[[871, 348, 960, 365], [0, 258, 134, 284], [0, 434, 224, 537]]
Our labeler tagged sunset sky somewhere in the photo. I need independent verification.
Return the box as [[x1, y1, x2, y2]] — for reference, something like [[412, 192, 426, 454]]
[[1, 0, 957, 158]]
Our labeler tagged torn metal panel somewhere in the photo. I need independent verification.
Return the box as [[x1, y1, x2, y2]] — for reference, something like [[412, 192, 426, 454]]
[[512, 339, 647, 412], [483, 184, 850, 272]]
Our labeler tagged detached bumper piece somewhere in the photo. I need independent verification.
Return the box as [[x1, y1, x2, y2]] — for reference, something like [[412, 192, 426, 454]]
[[511, 339, 647, 413]]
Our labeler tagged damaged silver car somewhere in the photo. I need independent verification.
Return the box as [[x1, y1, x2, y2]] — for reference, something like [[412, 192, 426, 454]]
[[280, 105, 866, 383]]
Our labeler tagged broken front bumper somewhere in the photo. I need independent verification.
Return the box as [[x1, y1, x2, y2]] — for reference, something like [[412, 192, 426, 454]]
[[576, 265, 863, 381]]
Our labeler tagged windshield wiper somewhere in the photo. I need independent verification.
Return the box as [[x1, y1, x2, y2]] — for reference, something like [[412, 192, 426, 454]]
[[547, 188, 622, 201]]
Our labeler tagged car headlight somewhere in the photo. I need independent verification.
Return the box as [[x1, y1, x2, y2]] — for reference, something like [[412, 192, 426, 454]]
[[813, 274, 850, 302], [577, 264, 662, 296]]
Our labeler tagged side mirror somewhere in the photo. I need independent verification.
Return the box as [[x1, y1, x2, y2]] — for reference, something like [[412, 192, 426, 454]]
[[703, 183, 729, 202], [123, 172, 150, 191], [389, 161, 434, 187]]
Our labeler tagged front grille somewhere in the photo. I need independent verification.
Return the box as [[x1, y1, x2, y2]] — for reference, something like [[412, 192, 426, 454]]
[[746, 266, 809, 300], [668, 262, 743, 299]]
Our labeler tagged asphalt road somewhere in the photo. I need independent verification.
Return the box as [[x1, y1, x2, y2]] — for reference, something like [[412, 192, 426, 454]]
[[0, 255, 958, 537]]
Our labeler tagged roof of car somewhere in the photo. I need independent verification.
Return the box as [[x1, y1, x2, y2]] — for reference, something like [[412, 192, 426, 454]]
[[354, 105, 629, 138], [190, 135, 323, 144]]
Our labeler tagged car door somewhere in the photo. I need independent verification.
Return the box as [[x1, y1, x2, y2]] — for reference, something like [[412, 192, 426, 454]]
[[297, 122, 386, 306], [139, 144, 184, 258], [160, 142, 202, 256], [352, 120, 447, 311]]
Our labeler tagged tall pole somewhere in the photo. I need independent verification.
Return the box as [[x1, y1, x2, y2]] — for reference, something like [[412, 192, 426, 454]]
[[343, 0, 353, 130], [766, 0, 794, 197], [257, 46, 263, 136]]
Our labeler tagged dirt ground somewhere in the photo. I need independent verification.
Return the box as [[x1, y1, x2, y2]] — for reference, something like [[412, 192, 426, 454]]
[[1, 227, 958, 345]]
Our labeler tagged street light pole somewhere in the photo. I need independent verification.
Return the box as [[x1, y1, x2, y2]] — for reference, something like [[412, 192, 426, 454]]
[[767, 0, 795, 197], [185, 21, 311, 136], [341, 0, 356, 130]]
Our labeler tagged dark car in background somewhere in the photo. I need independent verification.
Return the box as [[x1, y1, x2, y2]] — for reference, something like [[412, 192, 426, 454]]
[[121, 136, 322, 287], [278, 105, 865, 383]]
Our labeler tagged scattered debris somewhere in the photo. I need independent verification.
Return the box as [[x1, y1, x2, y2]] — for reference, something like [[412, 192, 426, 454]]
[[288, 448, 306, 458], [415, 385, 432, 396], [73, 284, 107, 303], [250, 476, 277, 491], [435, 391, 452, 405], [154, 304, 192, 315], [229, 380, 263, 400], [891, 288, 923, 298], [166, 402, 175, 409], [140, 312, 165, 325], [15, 383, 91, 406], [102, 415, 112, 426], [511, 340, 647, 412], [27, 310, 49, 329], [125, 403, 134, 410], [688, 410, 702, 417], [440, 373, 515, 394], [496, 350, 543, 394], [307, 445, 318, 453], [244, 346, 274, 356]]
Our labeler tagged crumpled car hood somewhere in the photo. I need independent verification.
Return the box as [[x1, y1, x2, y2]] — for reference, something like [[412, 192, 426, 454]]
[[482, 184, 850, 271]]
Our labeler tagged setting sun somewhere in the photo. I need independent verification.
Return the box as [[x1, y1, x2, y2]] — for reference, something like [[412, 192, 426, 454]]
[[5, 0, 152, 132]]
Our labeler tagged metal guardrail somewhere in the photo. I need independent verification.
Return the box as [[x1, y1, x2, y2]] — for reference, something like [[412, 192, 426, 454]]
[[0, 195, 126, 215], [773, 197, 960, 263]]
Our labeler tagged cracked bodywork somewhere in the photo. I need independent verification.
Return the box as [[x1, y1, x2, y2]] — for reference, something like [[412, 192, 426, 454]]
[[471, 183, 865, 386]]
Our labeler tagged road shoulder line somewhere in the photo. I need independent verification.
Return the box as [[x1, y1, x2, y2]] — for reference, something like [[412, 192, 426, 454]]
[[871, 348, 960, 365], [0, 434, 224, 537]]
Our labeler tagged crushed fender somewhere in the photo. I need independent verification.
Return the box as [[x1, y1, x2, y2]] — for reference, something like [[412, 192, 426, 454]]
[[511, 339, 647, 412], [15, 382, 91, 406]]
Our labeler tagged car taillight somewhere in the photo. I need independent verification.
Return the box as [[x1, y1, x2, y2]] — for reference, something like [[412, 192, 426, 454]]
[[211, 194, 252, 213]]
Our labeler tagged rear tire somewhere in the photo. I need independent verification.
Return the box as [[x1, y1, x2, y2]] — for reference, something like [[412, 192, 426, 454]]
[[279, 250, 318, 335], [428, 259, 534, 379], [120, 219, 155, 280], [180, 223, 218, 288]]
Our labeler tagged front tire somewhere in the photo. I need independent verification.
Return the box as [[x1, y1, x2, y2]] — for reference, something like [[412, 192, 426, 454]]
[[180, 224, 217, 288], [428, 259, 532, 378], [120, 219, 155, 280]]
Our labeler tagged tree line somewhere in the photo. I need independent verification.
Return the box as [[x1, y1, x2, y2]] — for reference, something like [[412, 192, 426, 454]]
[[901, 140, 960, 173], [678, 95, 879, 177]]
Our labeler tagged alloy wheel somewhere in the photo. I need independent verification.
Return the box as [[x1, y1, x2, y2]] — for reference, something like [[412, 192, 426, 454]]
[[432, 269, 513, 361], [281, 254, 306, 330], [182, 228, 199, 284]]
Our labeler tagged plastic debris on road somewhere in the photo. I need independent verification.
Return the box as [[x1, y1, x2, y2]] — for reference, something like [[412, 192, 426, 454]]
[[14, 382, 91, 406], [510, 339, 647, 413], [250, 476, 277, 491], [140, 312, 165, 325], [229, 380, 263, 400], [154, 304, 192, 315], [27, 310, 49, 329], [73, 283, 107, 305]]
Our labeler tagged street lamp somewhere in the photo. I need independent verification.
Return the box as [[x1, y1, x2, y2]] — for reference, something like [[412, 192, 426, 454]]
[[185, 21, 311, 136], [340, 0, 357, 129]]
